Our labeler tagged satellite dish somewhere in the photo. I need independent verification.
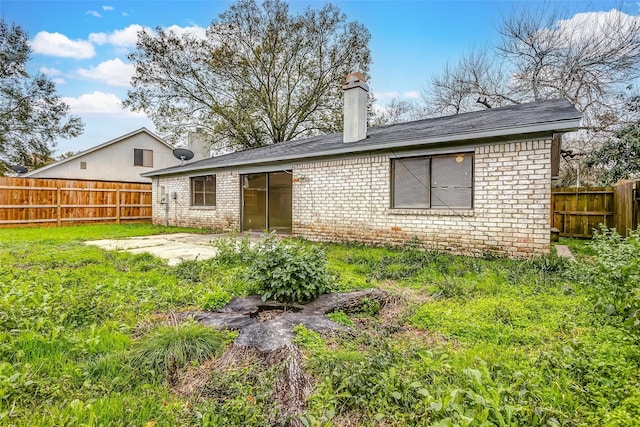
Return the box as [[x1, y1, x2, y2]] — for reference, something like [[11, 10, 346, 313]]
[[11, 165, 27, 174], [173, 148, 194, 165]]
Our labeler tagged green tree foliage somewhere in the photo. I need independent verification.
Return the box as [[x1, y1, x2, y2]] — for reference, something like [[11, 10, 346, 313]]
[[586, 120, 640, 184], [124, 0, 370, 150], [0, 19, 83, 174]]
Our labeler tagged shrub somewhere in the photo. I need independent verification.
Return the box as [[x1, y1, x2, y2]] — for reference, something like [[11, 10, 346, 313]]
[[130, 320, 225, 384], [249, 235, 333, 303], [576, 226, 640, 335]]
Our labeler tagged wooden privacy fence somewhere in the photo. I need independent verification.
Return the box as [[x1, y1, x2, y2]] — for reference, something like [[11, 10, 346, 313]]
[[551, 180, 640, 238], [0, 177, 152, 228]]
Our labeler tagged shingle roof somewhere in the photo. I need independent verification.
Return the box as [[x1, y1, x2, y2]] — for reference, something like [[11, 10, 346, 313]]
[[143, 99, 581, 177]]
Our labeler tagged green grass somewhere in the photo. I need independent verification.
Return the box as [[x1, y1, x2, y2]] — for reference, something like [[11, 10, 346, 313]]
[[0, 225, 638, 426]]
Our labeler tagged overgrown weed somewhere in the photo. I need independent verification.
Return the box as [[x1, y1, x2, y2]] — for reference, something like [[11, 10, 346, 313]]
[[1, 225, 639, 425]]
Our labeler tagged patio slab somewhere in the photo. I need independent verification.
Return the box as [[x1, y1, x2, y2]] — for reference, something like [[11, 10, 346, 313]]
[[86, 233, 260, 265], [554, 244, 576, 261]]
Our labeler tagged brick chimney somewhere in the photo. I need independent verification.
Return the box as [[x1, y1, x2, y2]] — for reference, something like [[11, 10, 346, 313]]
[[342, 72, 369, 143]]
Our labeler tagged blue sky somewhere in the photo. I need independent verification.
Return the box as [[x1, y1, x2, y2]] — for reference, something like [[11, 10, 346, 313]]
[[1, 0, 638, 155]]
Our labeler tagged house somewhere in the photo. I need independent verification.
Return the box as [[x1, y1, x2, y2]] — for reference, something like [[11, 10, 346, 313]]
[[142, 73, 581, 257], [24, 128, 182, 183]]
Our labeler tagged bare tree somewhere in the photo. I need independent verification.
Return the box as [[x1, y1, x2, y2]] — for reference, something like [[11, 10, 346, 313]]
[[498, 8, 640, 134], [423, 7, 640, 138], [423, 49, 518, 116], [124, 0, 370, 151], [369, 97, 422, 127]]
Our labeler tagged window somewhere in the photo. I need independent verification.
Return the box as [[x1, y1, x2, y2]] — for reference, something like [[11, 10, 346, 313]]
[[191, 175, 216, 207], [392, 153, 473, 209], [134, 149, 153, 167], [80, 161, 87, 169]]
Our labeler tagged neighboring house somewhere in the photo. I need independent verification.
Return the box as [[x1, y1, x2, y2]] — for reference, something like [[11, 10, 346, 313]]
[[143, 73, 581, 257], [24, 128, 180, 183]]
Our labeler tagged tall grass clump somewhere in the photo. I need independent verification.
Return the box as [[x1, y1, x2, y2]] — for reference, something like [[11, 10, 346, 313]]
[[131, 320, 226, 384], [575, 226, 640, 335]]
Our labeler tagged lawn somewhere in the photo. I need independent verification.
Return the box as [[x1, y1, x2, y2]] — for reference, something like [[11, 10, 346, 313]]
[[0, 225, 638, 426]]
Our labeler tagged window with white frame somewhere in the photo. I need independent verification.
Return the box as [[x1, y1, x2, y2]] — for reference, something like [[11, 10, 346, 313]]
[[191, 175, 216, 207], [391, 153, 473, 209]]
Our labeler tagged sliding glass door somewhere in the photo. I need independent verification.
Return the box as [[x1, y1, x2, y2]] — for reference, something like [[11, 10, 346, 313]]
[[242, 171, 291, 233]]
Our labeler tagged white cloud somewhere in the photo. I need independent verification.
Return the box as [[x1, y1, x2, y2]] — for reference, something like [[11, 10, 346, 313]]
[[403, 91, 420, 99], [373, 91, 399, 100], [89, 24, 147, 47], [102, 5, 114, 11], [88, 32, 107, 45], [374, 90, 420, 100], [31, 31, 95, 59], [39, 66, 62, 76], [107, 24, 146, 47], [87, 10, 101, 18], [39, 67, 65, 83], [75, 58, 134, 87], [62, 91, 144, 116], [166, 24, 207, 39], [550, 9, 640, 45], [88, 24, 207, 49]]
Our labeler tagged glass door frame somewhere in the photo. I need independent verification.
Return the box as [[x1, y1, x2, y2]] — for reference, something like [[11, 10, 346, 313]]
[[240, 171, 292, 233]]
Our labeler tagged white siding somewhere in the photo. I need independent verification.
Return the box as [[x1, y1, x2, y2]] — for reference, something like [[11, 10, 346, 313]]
[[27, 132, 178, 183]]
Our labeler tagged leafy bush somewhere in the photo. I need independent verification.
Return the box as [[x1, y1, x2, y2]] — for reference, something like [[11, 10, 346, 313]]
[[130, 320, 226, 383], [576, 227, 640, 335], [248, 235, 333, 303]]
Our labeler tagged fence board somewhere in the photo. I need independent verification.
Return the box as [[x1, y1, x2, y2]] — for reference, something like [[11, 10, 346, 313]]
[[614, 180, 640, 236], [0, 177, 152, 228], [551, 182, 639, 238]]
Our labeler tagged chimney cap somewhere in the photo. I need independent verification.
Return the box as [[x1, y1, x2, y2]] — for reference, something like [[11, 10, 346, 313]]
[[345, 72, 366, 84], [343, 71, 369, 91]]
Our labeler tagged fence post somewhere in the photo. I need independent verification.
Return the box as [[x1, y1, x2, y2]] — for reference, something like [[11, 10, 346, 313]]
[[631, 181, 640, 230], [56, 187, 61, 227], [116, 188, 121, 224]]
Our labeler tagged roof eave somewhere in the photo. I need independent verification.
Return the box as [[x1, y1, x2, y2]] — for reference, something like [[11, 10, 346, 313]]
[[142, 117, 581, 177]]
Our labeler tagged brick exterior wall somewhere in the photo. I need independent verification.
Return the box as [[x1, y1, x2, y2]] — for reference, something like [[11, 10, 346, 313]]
[[152, 138, 552, 257], [151, 171, 240, 230], [292, 138, 552, 257]]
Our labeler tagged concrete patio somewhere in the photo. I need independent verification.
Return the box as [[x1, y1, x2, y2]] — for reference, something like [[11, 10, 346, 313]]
[[86, 232, 265, 265]]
